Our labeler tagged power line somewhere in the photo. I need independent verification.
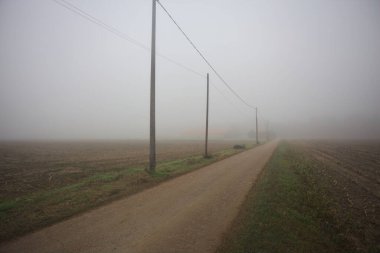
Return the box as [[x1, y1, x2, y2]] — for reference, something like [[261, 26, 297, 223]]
[[156, 0, 256, 109], [52, 0, 204, 77], [210, 81, 251, 116], [54, 0, 258, 112]]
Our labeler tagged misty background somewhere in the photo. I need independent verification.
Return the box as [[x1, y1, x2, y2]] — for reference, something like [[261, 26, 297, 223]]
[[0, 0, 379, 140]]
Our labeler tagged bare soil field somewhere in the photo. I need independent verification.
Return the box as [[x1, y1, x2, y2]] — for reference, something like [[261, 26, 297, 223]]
[[0, 140, 243, 199], [295, 140, 380, 251]]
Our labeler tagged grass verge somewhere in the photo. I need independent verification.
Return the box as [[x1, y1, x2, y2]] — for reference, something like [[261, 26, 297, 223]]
[[0, 145, 253, 243], [217, 142, 357, 253]]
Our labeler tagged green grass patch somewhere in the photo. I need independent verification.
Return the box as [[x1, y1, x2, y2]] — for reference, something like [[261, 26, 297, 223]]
[[217, 142, 352, 253], [153, 148, 240, 179], [0, 200, 19, 213]]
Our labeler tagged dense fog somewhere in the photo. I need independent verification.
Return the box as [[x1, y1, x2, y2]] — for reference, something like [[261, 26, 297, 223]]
[[1, 0, 379, 140]]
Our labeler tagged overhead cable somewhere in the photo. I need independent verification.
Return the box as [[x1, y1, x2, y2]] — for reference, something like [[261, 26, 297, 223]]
[[52, 0, 204, 77], [156, 0, 256, 109]]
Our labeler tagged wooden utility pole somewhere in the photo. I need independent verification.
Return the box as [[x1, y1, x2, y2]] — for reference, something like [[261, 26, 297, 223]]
[[149, 0, 156, 172], [255, 107, 259, 144], [204, 73, 209, 158]]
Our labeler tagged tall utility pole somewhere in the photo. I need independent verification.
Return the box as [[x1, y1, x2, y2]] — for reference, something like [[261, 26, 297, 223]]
[[255, 107, 259, 144], [149, 0, 156, 172], [204, 73, 210, 158]]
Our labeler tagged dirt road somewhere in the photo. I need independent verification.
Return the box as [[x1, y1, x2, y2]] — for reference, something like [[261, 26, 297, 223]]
[[0, 141, 278, 253]]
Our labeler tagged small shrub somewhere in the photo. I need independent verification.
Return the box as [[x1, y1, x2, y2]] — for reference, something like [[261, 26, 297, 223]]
[[233, 144, 246, 149]]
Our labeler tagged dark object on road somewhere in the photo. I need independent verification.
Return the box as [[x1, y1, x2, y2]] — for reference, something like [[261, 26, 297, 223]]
[[233, 144, 246, 149]]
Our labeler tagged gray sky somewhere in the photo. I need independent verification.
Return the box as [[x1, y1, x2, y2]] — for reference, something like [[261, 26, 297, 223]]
[[1, 0, 379, 140]]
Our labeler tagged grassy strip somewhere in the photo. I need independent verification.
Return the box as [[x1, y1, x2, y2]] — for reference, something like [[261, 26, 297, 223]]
[[0, 145, 252, 242], [217, 142, 353, 253]]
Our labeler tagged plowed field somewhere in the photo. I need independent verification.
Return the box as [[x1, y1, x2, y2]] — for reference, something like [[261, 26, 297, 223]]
[[297, 140, 380, 251]]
